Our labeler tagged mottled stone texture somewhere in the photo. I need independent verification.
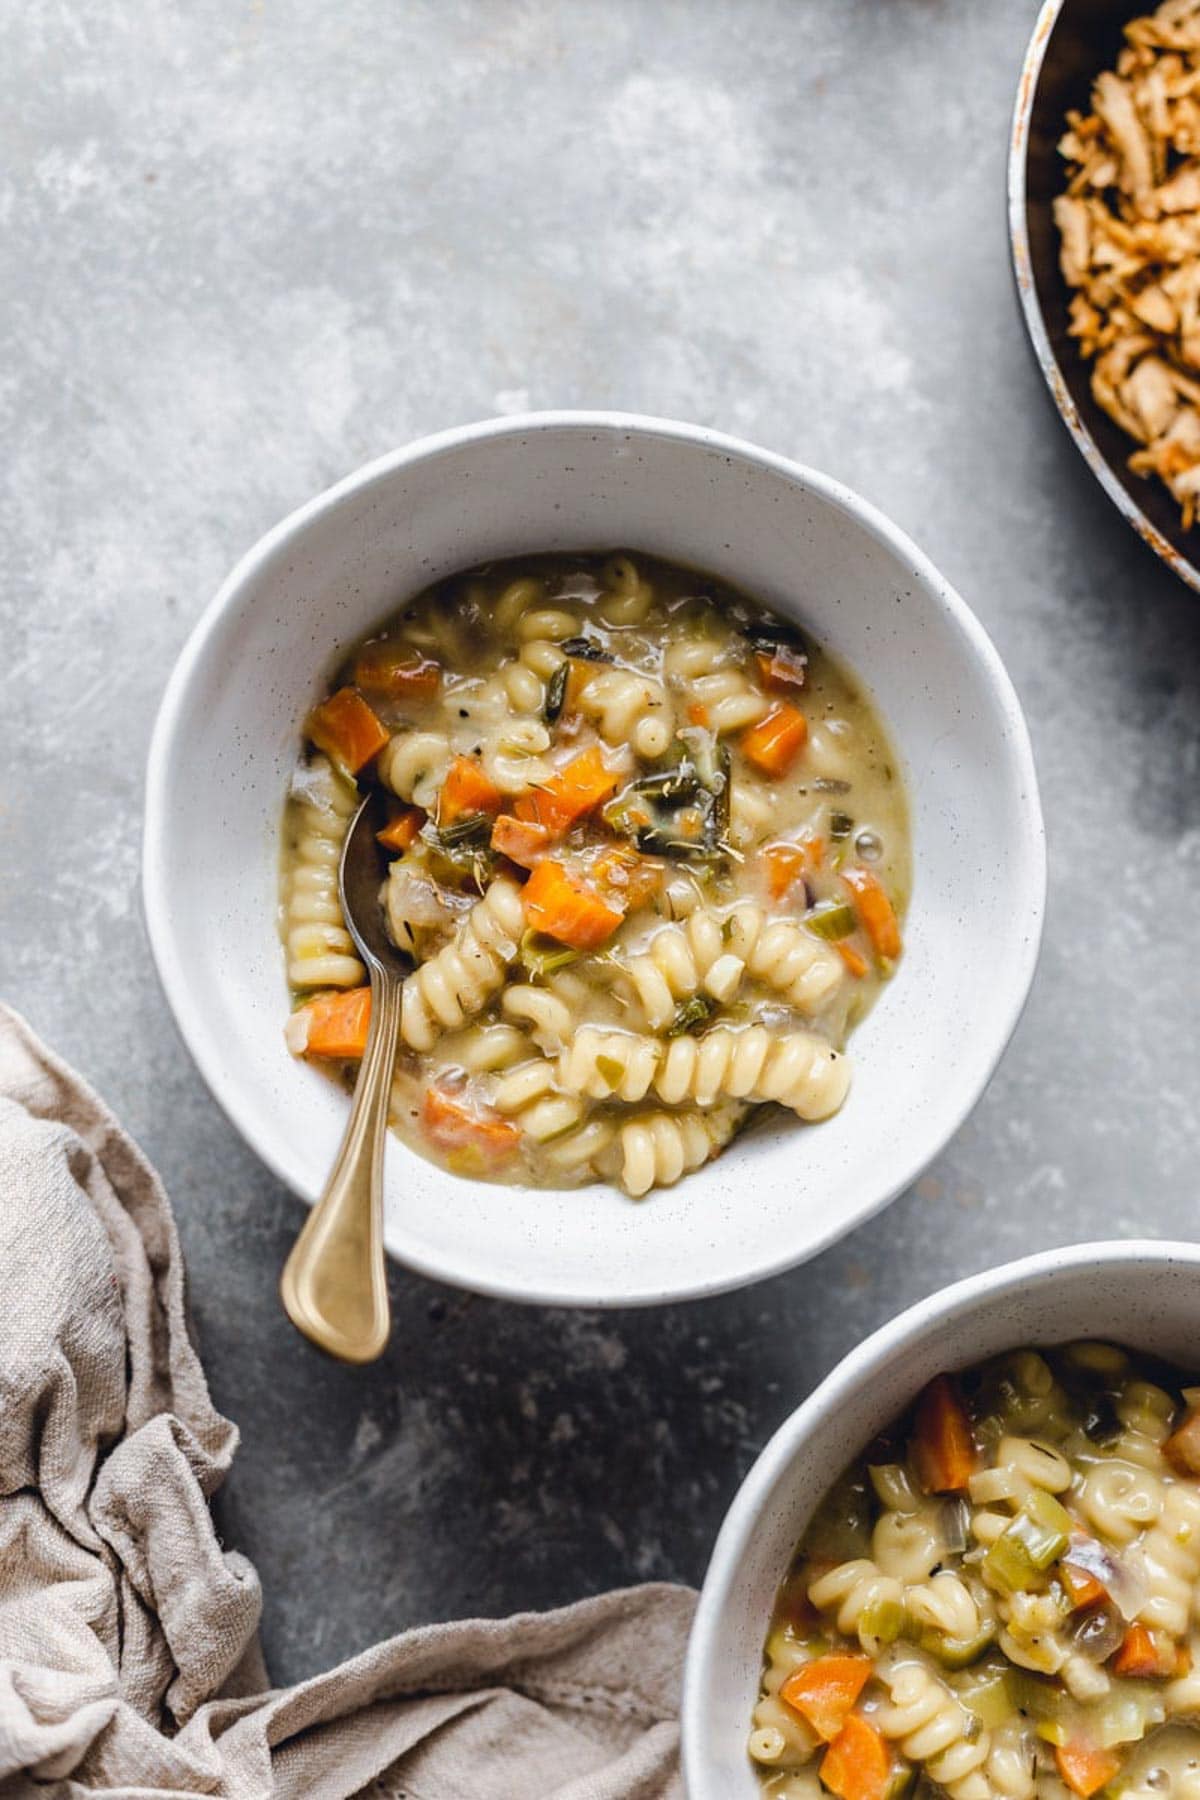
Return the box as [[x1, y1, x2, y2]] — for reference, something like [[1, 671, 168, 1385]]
[[3, 0, 1199, 1684]]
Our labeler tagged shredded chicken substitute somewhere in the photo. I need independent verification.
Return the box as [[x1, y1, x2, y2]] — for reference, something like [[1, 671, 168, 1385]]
[[1056, 0, 1200, 527]]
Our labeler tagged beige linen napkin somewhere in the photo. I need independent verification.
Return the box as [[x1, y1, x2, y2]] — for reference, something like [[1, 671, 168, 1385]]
[[0, 1003, 695, 1798]]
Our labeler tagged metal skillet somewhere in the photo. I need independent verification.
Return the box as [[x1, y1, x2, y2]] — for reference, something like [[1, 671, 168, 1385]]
[[1009, 0, 1200, 593]]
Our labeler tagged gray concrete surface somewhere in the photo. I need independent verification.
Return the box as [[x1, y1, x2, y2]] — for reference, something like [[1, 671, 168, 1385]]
[[4, 0, 1200, 1685]]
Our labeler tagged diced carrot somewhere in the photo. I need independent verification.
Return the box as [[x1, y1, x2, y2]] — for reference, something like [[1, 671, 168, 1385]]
[[590, 844, 663, 910], [438, 756, 504, 826], [756, 646, 808, 693], [353, 641, 440, 701], [821, 1713, 892, 1800], [687, 701, 711, 727], [1112, 1624, 1178, 1679], [1111, 1625, 1156, 1677], [1056, 1739, 1122, 1798], [296, 987, 372, 1060], [421, 1082, 521, 1161], [514, 746, 618, 837], [779, 1655, 872, 1743], [1058, 1554, 1107, 1612], [376, 805, 425, 853], [912, 1374, 976, 1493], [762, 843, 808, 900], [837, 942, 869, 979], [1165, 1407, 1200, 1474], [841, 867, 902, 961], [741, 703, 809, 778], [306, 687, 390, 775], [523, 859, 623, 949], [491, 814, 553, 869]]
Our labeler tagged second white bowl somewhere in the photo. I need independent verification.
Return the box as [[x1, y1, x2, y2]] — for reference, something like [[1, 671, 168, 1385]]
[[143, 412, 1045, 1307], [683, 1240, 1200, 1797]]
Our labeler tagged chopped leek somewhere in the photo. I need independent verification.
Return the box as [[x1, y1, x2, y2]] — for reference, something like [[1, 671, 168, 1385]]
[[806, 903, 857, 942]]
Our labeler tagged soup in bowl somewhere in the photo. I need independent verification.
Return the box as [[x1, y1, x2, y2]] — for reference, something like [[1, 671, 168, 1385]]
[[683, 1243, 1200, 1796], [143, 412, 1044, 1306]]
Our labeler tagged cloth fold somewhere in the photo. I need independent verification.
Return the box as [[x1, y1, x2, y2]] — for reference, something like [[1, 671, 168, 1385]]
[[0, 1004, 693, 1798]]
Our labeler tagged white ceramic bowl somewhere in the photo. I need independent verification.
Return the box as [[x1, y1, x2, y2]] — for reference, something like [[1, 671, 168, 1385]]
[[683, 1239, 1200, 1797], [143, 412, 1045, 1308]]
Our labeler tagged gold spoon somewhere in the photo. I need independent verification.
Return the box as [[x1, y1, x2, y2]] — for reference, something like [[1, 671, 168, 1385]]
[[280, 790, 408, 1363]]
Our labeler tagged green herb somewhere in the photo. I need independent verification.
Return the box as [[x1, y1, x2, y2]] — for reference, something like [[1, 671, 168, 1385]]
[[435, 812, 491, 847], [805, 903, 857, 941], [745, 617, 808, 655], [667, 995, 717, 1037], [829, 810, 854, 840], [544, 662, 569, 724], [559, 636, 613, 663], [518, 929, 580, 977]]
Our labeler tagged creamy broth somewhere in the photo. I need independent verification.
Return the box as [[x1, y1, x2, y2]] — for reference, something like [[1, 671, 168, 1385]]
[[280, 552, 909, 1198], [752, 1345, 1200, 1800]]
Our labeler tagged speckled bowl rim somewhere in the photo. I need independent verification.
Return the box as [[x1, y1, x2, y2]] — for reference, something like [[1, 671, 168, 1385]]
[[143, 411, 1046, 1307], [682, 1238, 1200, 1791]]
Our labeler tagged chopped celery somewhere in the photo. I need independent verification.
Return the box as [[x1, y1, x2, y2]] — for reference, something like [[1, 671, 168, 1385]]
[[953, 1662, 1013, 1730], [1095, 1683, 1165, 1749], [984, 1490, 1072, 1590], [859, 1595, 905, 1646], [806, 903, 857, 941], [920, 1621, 997, 1670], [1034, 1719, 1069, 1748], [1007, 1667, 1066, 1723]]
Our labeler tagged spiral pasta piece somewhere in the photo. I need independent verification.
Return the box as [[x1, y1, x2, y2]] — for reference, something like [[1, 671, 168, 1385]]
[[1114, 1379, 1177, 1470], [573, 664, 670, 745], [283, 757, 365, 989], [400, 879, 525, 1052], [727, 902, 844, 1014], [557, 1024, 850, 1122], [875, 1658, 994, 1800], [378, 730, 453, 810], [1137, 1481, 1200, 1636], [691, 666, 770, 733], [807, 1560, 905, 1656], [625, 911, 745, 1030], [615, 1106, 742, 1199], [1077, 1457, 1163, 1545]]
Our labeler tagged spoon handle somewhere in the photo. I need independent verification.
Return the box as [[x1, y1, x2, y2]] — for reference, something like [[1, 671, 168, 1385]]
[[280, 971, 400, 1363]]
